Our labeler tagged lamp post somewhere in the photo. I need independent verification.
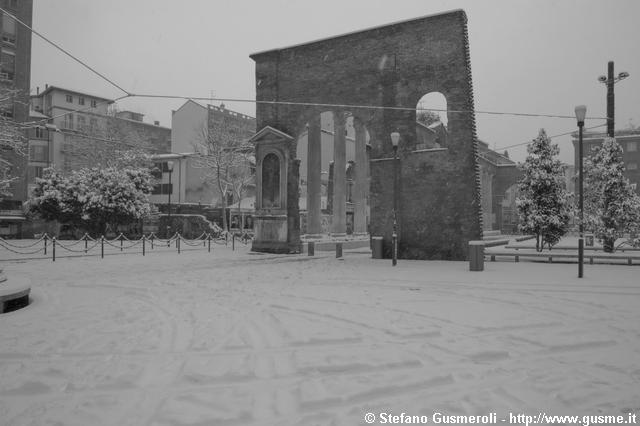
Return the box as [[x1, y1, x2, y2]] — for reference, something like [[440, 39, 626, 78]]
[[598, 61, 629, 138], [575, 105, 586, 278], [167, 160, 174, 236], [390, 131, 400, 266]]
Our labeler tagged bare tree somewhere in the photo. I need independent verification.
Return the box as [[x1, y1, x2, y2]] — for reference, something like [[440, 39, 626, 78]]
[[191, 117, 254, 231], [0, 86, 27, 199]]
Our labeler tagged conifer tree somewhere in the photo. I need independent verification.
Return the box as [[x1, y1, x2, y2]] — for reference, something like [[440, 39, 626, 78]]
[[516, 129, 571, 251], [583, 137, 640, 252]]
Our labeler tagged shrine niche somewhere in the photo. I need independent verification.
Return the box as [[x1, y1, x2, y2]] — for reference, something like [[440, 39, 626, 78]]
[[250, 9, 482, 259], [250, 126, 297, 253]]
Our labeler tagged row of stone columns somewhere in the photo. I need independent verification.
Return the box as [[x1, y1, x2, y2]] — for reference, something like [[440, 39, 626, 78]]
[[306, 111, 368, 238]]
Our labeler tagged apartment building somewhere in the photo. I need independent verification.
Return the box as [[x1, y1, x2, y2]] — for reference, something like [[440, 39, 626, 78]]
[[0, 0, 32, 237]]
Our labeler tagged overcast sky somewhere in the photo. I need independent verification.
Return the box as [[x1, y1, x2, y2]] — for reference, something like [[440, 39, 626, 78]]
[[30, 0, 640, 164]]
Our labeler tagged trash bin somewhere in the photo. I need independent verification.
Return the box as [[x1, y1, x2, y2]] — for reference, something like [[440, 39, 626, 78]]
[[468, 241, 484, 271], [372, 236, 383, 259]]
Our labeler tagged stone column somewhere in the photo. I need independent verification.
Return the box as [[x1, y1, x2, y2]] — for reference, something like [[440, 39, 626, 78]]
[[306, 116, 322, 237], [353, 118, 368, 235], [332, 112, 347, 237]]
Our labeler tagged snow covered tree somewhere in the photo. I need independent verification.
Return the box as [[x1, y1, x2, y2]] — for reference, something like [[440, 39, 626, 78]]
[[27, 166, 154, 236], [516, 129, 571, 251], [583, 137, 640, 252]]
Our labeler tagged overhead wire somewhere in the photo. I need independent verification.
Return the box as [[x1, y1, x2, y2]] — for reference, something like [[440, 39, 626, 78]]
[[0, 6, 131, 96], [495, 123, 608, 152], [7, 7, 612, 155]]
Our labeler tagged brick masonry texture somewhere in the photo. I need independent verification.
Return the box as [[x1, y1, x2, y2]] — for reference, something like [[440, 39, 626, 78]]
[[251, 10, 482, 259]]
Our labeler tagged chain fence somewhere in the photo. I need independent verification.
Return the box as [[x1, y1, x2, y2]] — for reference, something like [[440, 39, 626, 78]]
[[0, 231, 249, 262]]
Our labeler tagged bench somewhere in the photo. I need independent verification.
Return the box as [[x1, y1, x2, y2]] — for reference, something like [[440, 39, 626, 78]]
[[487, 250, 640, 265], [0, 269, 31, 313]]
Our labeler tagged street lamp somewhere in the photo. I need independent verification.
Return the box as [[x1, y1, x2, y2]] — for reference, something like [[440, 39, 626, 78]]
[[390, 131, 400, 266], [167, 160, 174, 237], [598, 61, 629, 137], [575, 105, 586, 278]]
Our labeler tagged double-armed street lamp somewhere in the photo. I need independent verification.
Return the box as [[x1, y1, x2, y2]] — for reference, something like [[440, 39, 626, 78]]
[[598, 61, 629, 138], [574, 105, 586, 278], [390, 131, 400, 266]]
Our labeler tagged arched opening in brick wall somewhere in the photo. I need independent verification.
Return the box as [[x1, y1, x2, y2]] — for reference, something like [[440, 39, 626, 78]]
[[296, 111, 370, 236], [415, 92, 448, 150]]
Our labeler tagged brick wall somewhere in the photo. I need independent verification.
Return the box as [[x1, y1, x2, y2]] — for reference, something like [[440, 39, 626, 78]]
[[251, 10, 482, 259]]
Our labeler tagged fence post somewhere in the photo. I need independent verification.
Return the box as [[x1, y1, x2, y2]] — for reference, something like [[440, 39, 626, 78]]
[[142, 235, 146, 256], [52, 237, 56, 262], [120, 234, 123, 251], [232, 234, 235, 251], [177, 233, 181, 254], [44, 234, 48, 255], [84, 234, 88, 253], [101, 236, 104, 259], [208, 233, 211, 253], [150, 234, 154, 250]]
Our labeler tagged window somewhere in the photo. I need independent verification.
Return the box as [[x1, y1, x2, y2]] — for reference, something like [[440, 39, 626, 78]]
[[29, 145, 47, 162], [76, 115, 86, 131], [34, 127, 46, 139], [2, 14, 16, 45], [151, 183, 173, 195], [30, 166, 45, 182], [0, 48, 15, 81], [78, 97, 85, 106], [89, 118, 98, 133], [91, 100, 97, 108], [0, 105, 13, 118], [63, 113, 74, 129], [65, 95, 73, 103], [627, 141, 638, 152]]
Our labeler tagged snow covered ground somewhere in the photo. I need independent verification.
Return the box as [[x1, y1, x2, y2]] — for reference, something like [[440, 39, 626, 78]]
[[1, 246, 639, 425]]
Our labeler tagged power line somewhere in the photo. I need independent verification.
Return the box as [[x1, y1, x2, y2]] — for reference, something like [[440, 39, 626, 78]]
[[131, 93, 607, 120], [495, 123, 608, 151], [0, 7, 131, 96]]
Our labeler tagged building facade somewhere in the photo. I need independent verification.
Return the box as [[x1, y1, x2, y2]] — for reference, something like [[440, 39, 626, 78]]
[[0, 0, 32, 237], [168, 100, 256, 207], [572, 129, 640, 195]]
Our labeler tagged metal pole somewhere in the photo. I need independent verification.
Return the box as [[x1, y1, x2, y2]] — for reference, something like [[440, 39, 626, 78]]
[[607, 61, 615, 138], [578, 120, 584, 278], [101, 236, 104, 259], [52, 237, 56, 262], [167, 168, 173, 238], [392, 145, 398, 267], [142, 235, 146, 256]]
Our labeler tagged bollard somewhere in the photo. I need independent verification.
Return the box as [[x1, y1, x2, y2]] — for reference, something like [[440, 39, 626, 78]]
[[101, 236, 104, 259], [44, 234, 48, 255], [371, 237, 383, 259], [468, 241, 484, 271], [336, 242, 343, 258], [232, 234, 235, 251], [52, 237, 56, 262], [142, 235, 146, 256], [208, 233, 211, 253], [120, 234, 123, 251], [308, 241, 315, 256], [177, 233, 181, 254], [150, 234, 154, 250], [84, 234, 88, 253]]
